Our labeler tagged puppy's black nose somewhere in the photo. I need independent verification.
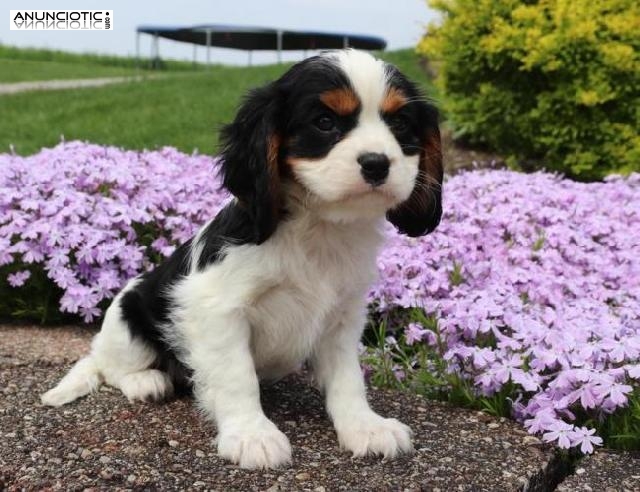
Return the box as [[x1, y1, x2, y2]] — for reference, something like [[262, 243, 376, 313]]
[[358, 152, 390, 186]]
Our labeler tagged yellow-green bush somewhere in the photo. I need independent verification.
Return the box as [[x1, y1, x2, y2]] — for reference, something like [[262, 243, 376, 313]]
[[419, 0, 640, 180]]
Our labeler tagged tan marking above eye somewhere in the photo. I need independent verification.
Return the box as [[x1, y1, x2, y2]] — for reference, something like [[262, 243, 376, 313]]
[[381, 87, 407, 113], [319, 88, 360, 116]]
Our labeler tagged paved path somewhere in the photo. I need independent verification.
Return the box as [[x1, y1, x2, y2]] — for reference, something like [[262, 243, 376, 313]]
[[0, 75, 158, 95], [0, 325, 636, 490], [557, 451, 640, 491]]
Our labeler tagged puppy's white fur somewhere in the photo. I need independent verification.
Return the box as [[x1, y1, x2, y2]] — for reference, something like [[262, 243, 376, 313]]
[[42, 50, 419, 469]]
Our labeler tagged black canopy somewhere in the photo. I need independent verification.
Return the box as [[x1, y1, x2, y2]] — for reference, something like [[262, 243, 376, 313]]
[[137, 24, 386, 51]]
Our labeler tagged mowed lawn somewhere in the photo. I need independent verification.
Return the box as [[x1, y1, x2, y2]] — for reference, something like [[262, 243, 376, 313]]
[[0, 44, 198, 82], [0, 49, 437, 156], [0, 66, 288, 156], [0, 58, 137, 83]]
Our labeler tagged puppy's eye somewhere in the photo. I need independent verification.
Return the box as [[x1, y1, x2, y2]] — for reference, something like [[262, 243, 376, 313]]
[[313, 115, 336, 132], [388, 114, 411, 133]]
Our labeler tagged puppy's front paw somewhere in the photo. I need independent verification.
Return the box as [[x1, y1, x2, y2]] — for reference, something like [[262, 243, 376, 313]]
[[216, 416, 292, 469], [335, 412, 414, 459]]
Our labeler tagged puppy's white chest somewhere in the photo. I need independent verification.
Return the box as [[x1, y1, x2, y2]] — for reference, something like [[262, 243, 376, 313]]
[[245, 221, 380, 379], [247, 256, 349, 378]]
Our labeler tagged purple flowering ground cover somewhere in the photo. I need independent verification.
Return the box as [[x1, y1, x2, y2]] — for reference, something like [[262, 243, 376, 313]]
[[1, 142, 639, 453], [0, 142, 226, 321]]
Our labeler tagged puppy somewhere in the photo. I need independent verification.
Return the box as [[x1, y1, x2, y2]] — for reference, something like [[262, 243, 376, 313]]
[[41, 49, 443, 469]]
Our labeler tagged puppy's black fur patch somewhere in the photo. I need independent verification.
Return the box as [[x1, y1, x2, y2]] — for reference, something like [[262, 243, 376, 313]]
[[119, 202, 258, 379], [119, 240, 192, 383], [195, 203, 259, 270]]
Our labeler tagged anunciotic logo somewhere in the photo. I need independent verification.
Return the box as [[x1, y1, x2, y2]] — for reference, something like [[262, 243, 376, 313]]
[[10, 10, 113, 30]]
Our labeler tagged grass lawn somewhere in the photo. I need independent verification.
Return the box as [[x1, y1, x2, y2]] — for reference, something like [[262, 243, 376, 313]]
[[0, 48, 437, 156], [0, 58, 138, 83], [0, 66, 288, 155], [0, 43, 209, 83]]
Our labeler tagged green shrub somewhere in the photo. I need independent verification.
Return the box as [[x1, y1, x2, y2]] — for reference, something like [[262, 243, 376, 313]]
[[419, 0, 640, 180]]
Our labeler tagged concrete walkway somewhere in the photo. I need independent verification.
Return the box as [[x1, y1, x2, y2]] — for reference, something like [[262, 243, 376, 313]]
[[557, 451, 639, 491], [0, 325, 636, 490], [0, 75, 158, 95]]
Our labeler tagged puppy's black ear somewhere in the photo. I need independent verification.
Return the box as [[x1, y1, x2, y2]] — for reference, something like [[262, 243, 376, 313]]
[[387, 109, 443, 237], [220, 83, 282, 244]]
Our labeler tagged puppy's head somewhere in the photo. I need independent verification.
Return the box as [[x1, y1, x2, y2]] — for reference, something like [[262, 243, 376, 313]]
[[220, 49, 443, 243]]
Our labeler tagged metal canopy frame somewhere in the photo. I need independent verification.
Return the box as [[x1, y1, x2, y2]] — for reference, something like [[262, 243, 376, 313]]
[[135, 24, 386, 66]]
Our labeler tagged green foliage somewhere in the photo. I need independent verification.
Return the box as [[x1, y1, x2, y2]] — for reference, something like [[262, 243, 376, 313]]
[[363, 309, 512, 416], [0, 265, 71, 324], [448, 260, 465, 287], [418, 0, 640, 180], [585, 388, 640, 450]]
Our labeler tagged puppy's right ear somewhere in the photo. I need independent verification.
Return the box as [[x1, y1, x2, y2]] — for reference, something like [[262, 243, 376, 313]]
[[219, 83, 283, 244], [386, 105, 443, 237]]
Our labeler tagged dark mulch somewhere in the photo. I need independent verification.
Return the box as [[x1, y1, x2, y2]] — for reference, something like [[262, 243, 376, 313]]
[[442, 129, 506, 175]]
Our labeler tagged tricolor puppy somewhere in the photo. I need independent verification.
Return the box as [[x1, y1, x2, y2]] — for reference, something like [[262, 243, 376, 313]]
[[42, 49, 443, 469]]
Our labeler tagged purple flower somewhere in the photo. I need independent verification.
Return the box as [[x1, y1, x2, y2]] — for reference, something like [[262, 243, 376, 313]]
[[567, 384, 601, 409], [602, 383, 633, 406], [542, 421, 575, 449], [470, 347, 496, 369], [524, 408, 557, 434], [404, 323, 429, 346], [492, 355, 523, 384], [1, 142, 228, 322], [392, 364, 406, 382], [569, 426, 603, 454], [7, 270, 31, 287], [627, 365, 640, 379]]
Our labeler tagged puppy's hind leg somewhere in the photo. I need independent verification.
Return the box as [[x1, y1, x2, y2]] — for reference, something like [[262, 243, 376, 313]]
[[42, 278, 169, 407], [41, 355, 102, 407], [117, 369, 174, 403], [41, 280, 137, 407], [94, 292, 174, 404]]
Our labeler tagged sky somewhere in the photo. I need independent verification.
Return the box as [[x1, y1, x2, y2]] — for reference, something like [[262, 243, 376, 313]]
[[3, 0, 437, 65]]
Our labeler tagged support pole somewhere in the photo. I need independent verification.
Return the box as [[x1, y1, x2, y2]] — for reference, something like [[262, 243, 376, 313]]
[[150, 32, 155, 66], [192, 43, 197, 68], [135, 31, 140, 69], [248, 50, 252, 67], [156, 34, 160, 68], [151, 33, 160, 69], [206, 29, 211, 67], [343, 36, 349, 49], [277, 30, 283, 63]]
